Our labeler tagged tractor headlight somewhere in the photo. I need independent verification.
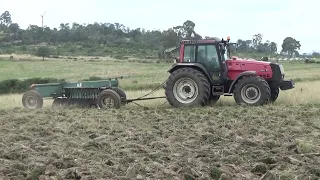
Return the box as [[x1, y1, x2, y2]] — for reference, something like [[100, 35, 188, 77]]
[[279, 64, 285, 79]]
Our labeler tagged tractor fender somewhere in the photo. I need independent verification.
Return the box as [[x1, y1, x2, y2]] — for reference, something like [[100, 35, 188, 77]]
[[227, 71, 257, 94], [167, 63, 213, 84]]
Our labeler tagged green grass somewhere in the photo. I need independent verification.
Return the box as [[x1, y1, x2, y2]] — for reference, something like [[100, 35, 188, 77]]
[[2, 57, 320, 110], [2, 58, 320, 91], [280, 61, 320, 82], [0, 43, 160, 58], [0, 58, 171, 90]]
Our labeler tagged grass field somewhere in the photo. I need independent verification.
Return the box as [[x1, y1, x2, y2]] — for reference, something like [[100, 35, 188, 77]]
[[2, 57, 320, 89], [0, 57, 170, 90], [0, 56, 320, 179], [1, 80, 320, 110]]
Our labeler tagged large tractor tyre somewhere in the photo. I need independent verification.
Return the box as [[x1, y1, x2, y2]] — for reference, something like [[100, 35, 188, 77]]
[[113, 87, 127, 105], [206, 95, 221, 106], [22, 90, 43, 109], [233, 76, 271, 106], [97, 89, 122, 109], [165, 67, 211, 107], [269, 87, 279, 103]]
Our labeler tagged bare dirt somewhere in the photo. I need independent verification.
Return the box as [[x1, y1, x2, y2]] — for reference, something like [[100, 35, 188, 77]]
[[0, 104, 320, 180]]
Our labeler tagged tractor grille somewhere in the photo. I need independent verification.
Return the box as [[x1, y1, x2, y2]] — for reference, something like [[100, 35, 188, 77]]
[[64, 88, 100, 99]]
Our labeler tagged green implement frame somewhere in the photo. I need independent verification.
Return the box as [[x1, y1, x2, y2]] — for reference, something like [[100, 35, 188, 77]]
[[21, 76, 166, 109], [22, 76, 127, 109]]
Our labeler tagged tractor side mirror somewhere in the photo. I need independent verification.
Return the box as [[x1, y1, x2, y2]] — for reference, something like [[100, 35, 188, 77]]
[[175, 57, 180, 63]]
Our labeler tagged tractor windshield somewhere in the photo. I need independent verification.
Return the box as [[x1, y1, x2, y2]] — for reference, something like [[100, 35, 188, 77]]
[[223, 47, 229, 60]]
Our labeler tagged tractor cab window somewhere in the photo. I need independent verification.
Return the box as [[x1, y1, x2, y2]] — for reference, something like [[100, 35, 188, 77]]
[[219, 44, 228, 61], [183, 45, 196, 62], [196, 45, 220, 70], [222, 48, 228, 61]]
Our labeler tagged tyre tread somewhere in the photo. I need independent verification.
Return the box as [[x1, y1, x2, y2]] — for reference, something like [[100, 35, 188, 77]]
[[22, 90, 43, 109], [165, 67, 210, 107], [233, 75, 271, 105]]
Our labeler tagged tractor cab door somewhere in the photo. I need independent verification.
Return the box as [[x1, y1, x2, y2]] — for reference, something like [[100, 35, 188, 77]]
[[218, 43, 229, 82], [196, 44, 223, 84]]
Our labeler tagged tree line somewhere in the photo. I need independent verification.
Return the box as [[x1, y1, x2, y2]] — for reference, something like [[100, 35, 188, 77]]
[[0, 10, 310, 58]]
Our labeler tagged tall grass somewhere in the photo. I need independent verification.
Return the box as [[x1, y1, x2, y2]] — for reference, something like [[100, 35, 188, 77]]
[[1, 81, 318, 109]]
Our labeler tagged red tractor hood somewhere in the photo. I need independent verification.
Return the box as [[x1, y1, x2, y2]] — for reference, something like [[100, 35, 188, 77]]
[[226, 57, 271, 65], [225, 56, 274, 80]]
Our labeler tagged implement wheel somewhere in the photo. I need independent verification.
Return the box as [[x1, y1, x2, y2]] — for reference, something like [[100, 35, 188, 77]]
[[97, 89, 121, 109], [113, 87, 127, 105], [22, 90, 43, 109]]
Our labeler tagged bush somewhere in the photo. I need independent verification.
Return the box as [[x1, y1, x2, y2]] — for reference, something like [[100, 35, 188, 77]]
[[305, 59, 316, 64], [35, 46, 52, 60], [0, 77, 163, 95], [0, 78, 65, 94], [81, 76, 104, 81]]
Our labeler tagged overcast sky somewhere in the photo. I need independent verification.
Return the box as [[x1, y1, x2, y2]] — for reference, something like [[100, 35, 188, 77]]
[[1, 0, 318, 53]]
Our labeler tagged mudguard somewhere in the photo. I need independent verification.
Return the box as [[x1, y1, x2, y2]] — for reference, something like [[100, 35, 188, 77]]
[[227, 71, 257, 94], [168, 63, 214, 84]]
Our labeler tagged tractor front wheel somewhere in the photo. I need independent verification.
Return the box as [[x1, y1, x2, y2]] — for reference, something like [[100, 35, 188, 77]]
[[233, 76, 271, 106], [165, 67, 210, 107], [97, 89, 121, 109], [22, 90, 43, 109], [269, 87, 279, 103]]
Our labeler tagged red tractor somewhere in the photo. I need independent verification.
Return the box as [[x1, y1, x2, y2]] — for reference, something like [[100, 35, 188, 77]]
[[164, 37, 295, 107]]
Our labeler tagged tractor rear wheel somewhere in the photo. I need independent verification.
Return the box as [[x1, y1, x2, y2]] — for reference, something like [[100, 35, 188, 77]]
[[165, 67, 210, 107], [22, 90, 43, 109], [233, 76, 271, 106], [97, 89, 121, 109]]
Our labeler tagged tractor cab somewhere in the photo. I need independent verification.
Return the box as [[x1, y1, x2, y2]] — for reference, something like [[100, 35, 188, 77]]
[[176, 37, 235, 85]]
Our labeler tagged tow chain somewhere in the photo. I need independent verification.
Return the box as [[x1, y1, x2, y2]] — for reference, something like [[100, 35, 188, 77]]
[[135, 81, 166, 99], [126, 80, 168, 109]]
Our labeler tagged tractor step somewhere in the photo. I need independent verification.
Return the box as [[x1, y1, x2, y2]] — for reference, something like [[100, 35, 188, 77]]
[[212, 86, 224, 95]]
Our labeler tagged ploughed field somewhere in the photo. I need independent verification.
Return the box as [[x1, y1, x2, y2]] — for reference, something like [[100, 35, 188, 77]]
[[0, 105, 320, 179], [0, 58, 320, 179]]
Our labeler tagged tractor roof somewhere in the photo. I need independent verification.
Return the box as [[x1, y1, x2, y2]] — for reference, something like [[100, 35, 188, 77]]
[[180, 37, 228, 45], [180, 39, 217, 44]]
